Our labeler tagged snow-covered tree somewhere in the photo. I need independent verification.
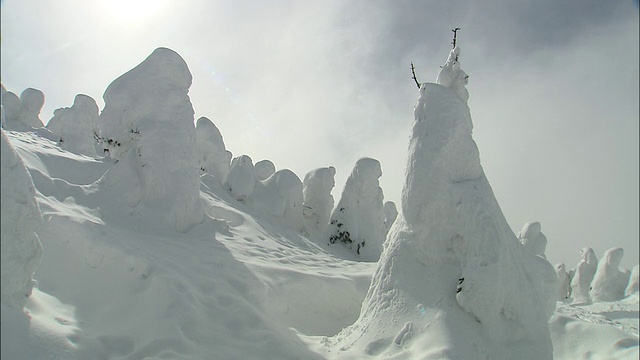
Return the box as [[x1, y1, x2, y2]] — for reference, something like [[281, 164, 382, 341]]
[[625, 265, 639, 296], [225, 155, 256, 201], [590, 247, 629, 302], [518, 221, 548, 258], [251, 169, 305, 232], [17, 88, 45, 129], [95, 47, 204, 232], [254, 159, 276, 181], [1, 90, 23, 130], [327, 157, 386, 261], [383, 200, 398, 235], [570, 247, 598, 305], [302, 166, 336, 235], [555, 263, 571, 301], [46, 94, 99, 156], [195, 116, 232, 184], [1, 129, 43, 308], [436, 46, 469, 102]]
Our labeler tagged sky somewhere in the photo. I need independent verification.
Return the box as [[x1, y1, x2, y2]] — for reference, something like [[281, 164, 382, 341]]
[[1, 0, 638, 269]]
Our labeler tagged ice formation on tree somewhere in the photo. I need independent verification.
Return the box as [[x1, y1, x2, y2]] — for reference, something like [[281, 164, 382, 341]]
[[254, 159, 276, 181], [383, 201, 398, 235], [436, 47, 469, 102], [302, 166, 336, 235], [326, 157, 386, 261], [1, 129, 43, 308], [570, 247, 598, 304], [46, 94, 99, 156], [195, 116, 232, 183], [518, 221, 548, 258], [625, 265, 639, 296], [329, 52, 556, 358], [555, 263, 571, 301], [251, 169, 305, 231], [225, 155, 256, 201], [95, 47, 205, 232], [590, 247, 629, 302]]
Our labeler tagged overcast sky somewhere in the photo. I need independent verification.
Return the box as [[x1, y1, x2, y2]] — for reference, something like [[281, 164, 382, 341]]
[[2, 0, 638, 269]]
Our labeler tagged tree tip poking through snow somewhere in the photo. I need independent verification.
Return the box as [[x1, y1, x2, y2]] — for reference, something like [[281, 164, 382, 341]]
[[436, 46, 469, 102], [518, 221, 548, 258], [1, 128, 43, 308], [95, 47, 204, 233], [303, 166, 336, 235], [328, 82, 556, 359], [590, 247, 630, 302], [327, 158, 386, 261]]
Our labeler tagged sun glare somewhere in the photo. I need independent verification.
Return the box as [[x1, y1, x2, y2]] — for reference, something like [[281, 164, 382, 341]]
[[101, 0, 167, 24]]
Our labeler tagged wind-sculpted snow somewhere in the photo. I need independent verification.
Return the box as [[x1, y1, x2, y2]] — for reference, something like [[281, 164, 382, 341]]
[[302, 166, 336, 235], [570, 247, 598, 304], [95, 47, 204, 232], [46, 94, 99, 157], [591, 247, 630, 302], [518, 221, 548, 258], [327, 157, 386, 261], [324, 82, 557, 359], [196, 116, 232, 184], [0, 129, 43, 308], [251, 169, 305, 232]]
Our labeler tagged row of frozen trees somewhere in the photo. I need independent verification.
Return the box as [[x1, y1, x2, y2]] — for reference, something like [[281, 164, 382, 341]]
[[1, 48, 397, 262]]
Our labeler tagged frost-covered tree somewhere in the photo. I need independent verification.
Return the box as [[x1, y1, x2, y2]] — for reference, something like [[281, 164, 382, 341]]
[[225, 155, 256, 201], [436, 47, 469, 102], [302, 166, 336, 235], [1, 129, 43, 308], [46, 94, 99, 156], [590, 247, 629, 302], [195, 116, 232, 183], [625, 265, 639, 296], [328, 47, 556, 359], [95, 47, 204, 232], [251, 169, 305, 232], [327, 158, 386, 261], [570, 247, 598, 304], [518, 221, 548, 258], [383, 201, 398, 235], [17, 88, 45, 129], [254, 159, 276, 181], [1, 90, 23, 130], [555, 263, 571, 301]]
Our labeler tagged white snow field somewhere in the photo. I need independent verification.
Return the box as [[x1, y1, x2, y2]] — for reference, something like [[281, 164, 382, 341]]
[[1, 47, 638, 360]]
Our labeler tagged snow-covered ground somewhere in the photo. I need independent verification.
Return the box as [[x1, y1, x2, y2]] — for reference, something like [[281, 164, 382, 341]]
[[1, 47, 638, 359]]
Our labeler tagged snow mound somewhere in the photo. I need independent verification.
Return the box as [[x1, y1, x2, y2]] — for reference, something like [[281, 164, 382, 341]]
[[322, 82, 556, 359], [46, 94, 100, 157], [95, 47, 204, 232], [251, 169, 305, 231], [326, 157, 386, 261], [1, 129, 43, 308]]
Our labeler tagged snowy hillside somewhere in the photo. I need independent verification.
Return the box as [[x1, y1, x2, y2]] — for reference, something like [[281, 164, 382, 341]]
[[1, 47, 638, 360]]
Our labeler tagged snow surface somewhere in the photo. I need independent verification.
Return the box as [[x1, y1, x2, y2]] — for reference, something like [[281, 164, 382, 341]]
[[1, 47, 638, 360]]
